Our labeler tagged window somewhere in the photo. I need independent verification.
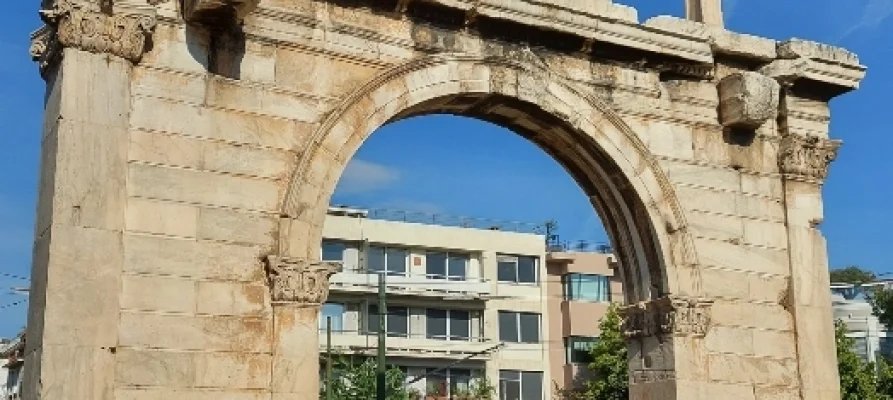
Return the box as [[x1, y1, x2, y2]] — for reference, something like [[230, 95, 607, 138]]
[[562, 274, 611, 302], [497, 255, 538, 284], [426, 368, 478, 397], [319, 303, 345, 332], [426, 309, 471, 340], [498, 311, 540, 344], [322, 240, 346, 262], [565, 336, 598, 364], [366, 304, 409, 337], [427, 251, 469, 280], [499, 370, 543, 400], [368, 245, 407, 276]]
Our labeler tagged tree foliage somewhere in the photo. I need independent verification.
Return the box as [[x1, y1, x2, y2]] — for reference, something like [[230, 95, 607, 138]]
[[868, 288, 893, 329], [585, 303, 629, 400], [321, 357, 411, 400], [836, 319, 883, 400], [831, 266, 877, 284]]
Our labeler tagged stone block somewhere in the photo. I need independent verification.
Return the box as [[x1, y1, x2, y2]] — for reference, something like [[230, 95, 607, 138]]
[[132, 67, 207, 103], [274, 49, 383, 99], [688, 211, 744, 243], [123, 234, 265, 282], [718, 72, 780, 129], [116, 389, 268, 400], [777, 38, 860, 65], [708, 353, 798, 386], [142, 24, 210, 73], [205, 77, 330, 122], [196, 281, 268, 316], [127, 164, 282, 211], [126, 198, 199, 237], [121, 274, 197, 313], [30, 344, 116, 399], [696, 238, 788, 276], [705, 326, 754, 355], [753, 330, 797, 359], [193, 351, 272, 389], [118, 312, 272, 353], [130, 95, 309, 150], [197, 207, 278, 246], [742, 218, 788, 249], [115, 348, 195, 387], [42, 225, 123, 347]]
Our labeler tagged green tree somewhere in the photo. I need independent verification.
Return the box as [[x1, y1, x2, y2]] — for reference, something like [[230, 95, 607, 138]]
[[585, 303, 628, 400], [831, 266, 877, 284], [322, 356, 411, 400], [836, 319, 881, 400], [877, 358, 893, 399], [868, 288, 893, 329]]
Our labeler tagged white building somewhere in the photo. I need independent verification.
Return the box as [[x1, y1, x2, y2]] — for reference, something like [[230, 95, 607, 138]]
[[0, 332, 24, 399], [319, 206, 551, 399], [831, 283, 893, 363]]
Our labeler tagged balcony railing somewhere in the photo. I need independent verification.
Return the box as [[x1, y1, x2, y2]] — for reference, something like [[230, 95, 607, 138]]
[[319, 329, 497, 359], [330, 271, 493, 299], [547, 240, 613, 254]]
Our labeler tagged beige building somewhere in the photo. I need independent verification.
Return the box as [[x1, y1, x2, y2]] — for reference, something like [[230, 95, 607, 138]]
[[546, 251, 624, 392], [319, 207, 552, 399]]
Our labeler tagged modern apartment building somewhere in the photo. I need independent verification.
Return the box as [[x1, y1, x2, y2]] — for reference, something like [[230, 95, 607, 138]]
[[318, 206, 552, 399], [545, 250, 623, 392], [831, 282, 893, 363]]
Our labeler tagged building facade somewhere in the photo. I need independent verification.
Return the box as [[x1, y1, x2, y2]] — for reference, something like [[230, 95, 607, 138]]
[[318, 207, 552, 399], [545, 252, 623, 392], [0, 332, 24, 399], [831, 282, 893, 364]]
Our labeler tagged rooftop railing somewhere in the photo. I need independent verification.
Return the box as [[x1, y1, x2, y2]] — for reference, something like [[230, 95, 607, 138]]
[[328, 205, 545, 234]]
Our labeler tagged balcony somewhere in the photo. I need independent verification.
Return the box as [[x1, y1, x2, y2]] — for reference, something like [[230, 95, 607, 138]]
[[319, 330, 499, 360], [329, 271, 493, 300]]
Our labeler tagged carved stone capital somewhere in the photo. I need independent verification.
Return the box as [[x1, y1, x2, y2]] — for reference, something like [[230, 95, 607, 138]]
[[182, 0, 260, 27], [31, 1, 156, 75], [779, 134, 841, 183], [621, 296, 713, 339], [264, 256, 341, 305]]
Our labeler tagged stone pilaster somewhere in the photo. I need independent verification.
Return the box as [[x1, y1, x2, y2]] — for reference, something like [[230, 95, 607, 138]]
[[23, 3, 157, 399], [264, 256, 340, 398], [622, 296, 714, 399], [778, 96, 843, 400]]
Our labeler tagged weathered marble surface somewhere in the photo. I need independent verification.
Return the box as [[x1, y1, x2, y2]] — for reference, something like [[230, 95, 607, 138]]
[[24, 0, 864, 399]]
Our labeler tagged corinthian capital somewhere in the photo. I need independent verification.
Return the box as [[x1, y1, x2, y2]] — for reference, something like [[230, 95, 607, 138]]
[[30, 1, 157, 75], [621, 296, 713, 339], [264, 256, 341, 305], [779, 134, 841, 183]]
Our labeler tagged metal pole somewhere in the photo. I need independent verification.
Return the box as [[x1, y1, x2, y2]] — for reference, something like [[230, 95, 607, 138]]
[[377, 272, 387, 400], [326, 316, 333, 400]]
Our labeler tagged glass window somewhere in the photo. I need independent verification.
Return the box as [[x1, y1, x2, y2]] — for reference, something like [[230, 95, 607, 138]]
[[563, 274, 611, 302], [367, 304, 381, 334], [427, 309, 470, 341], [450, 310, 470, 340], [448, 254, 468, 280], [498, 255, 538, 284], [427, 252, 448, 279], [388, 306, 409, 337], [499, 311, 519, 342], [427, 309, 448, 339], [518, 313, 540, 344], [565, 336, 598, 364], [322, 240, 345, 262], [427, 369, 448, 396], [450, 369, 472, 394], [319, 303, 345, 332], [386, 248, 407, 276], [498, 260, 517, 283], [517, 256, 536, 283], [368, 246, 386, 273], [499, 371, 521, 400], [499, 311, 540, 344], [520, 371, 543, 400]]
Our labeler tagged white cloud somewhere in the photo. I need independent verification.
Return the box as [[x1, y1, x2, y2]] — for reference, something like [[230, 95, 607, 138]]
[[335, 159, 401, 195], [838, 0, 893, 42]]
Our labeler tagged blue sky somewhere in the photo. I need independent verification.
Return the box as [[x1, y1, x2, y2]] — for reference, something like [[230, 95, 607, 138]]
[[0, 1, 891, 337]]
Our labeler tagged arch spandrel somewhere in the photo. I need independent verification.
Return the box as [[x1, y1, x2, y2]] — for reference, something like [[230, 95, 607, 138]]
[[280, 53, 700, 302]]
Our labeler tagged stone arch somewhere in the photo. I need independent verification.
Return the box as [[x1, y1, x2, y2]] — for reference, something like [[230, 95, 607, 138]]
[[281, 53, 701, 304]]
